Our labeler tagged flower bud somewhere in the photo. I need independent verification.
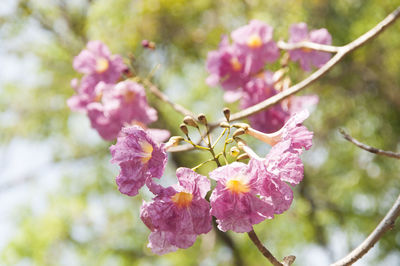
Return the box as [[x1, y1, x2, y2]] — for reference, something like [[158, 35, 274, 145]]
[[232, 123, 249, 131], [233, 128, 245, 138], [230, 146, 240, 157], [237, 153, 249, 161], [180, 124, 189, 136], [168, 136, 184, 146], [197, 113, 207, 125], [223, 108, 230, 121], [183, 116, 198, 128], [219, 122, 230, 128]]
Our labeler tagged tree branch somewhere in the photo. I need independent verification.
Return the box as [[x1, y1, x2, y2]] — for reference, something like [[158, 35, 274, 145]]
[[339, 129, 400, 159], [227, 6, 400, 123], [167, 6, 400, 152], [144, 80, 195, 118], [331, 194, 400, 266], [277, 40, 341, 53], [247, 230, 293, 266]]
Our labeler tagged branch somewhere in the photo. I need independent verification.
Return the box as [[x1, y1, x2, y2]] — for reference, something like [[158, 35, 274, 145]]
[[226, 6, 400, 123], [169, 6, 400, 153], [277, 40, 341, 53], [331, 194, 400, 266], [144, 80, 195, 118], [247, 230, 294, 266], [339, 129, 400, 159]]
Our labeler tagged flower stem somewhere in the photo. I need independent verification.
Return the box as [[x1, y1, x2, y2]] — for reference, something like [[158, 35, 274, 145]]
[[247, 230, 283, 266]]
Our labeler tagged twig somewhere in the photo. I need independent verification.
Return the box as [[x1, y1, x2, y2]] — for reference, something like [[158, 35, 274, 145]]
[[144, 80, 195, 118], [226, 6, 400, 123], [277, 40, 341, 53], [247, 230, 286, 266], [331, 194, 400, 266], [339, 129, 400, 159]]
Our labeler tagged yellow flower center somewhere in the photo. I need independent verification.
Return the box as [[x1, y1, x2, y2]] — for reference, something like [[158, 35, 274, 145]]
[[230, 57, 242, 71], [226, 179, 250, 194], [247, 34, 262, 49], [139, 140, 153, 164], [95, 91, 103, 102], [95, 58, 109, 73], [301, 47, 312, 53], [171, 192, 193, 208], [124, 90, 136, 102]]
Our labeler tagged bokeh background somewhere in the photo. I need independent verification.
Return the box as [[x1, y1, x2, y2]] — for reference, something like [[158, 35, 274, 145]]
[[1, 0, 400, 265]]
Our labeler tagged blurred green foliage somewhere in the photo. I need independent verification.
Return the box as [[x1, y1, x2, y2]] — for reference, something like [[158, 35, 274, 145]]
[[1, 0, 400, 265]]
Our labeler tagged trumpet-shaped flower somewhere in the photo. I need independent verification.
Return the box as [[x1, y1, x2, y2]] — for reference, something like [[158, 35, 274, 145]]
[[209, 162, 274, 233], [110, 126, 167, 196], [231, 20, 279, 74], [140, 168, 212, 255]]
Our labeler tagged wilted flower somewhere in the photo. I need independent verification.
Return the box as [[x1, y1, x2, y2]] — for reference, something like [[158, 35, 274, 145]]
[[140, 168, 212, 254]]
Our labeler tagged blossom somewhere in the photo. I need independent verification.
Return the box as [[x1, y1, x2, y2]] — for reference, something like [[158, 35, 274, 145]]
[[73, 40, 127, 83], [67, 75, 100, 112], [209, 162, 274, 233], [241, 71, 289, 133], [140, 168, 212, 255], [110, 126, 167, 196], [246, 110, 313, 153], [231, 20, 279, 74], [248, 158, 294, 214], [206, 36, 249, 99], [288, 23, 332, 71], [87, 81, 158, 140]]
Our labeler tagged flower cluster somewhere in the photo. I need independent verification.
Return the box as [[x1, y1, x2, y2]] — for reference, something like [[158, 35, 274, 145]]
[[68, 41, 168, 141], [207, 21, 331, 132], [110, 110, 313, 254], [68, 22, 321, 256]]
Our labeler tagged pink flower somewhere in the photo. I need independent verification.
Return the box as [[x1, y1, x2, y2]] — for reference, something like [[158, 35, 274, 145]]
[[209, 162, 274, 233], [231, 20, 279, 74], [140, 168, 212, 255], [206, 36, 249, 97], [110, 126, 167, 196], [67, 75, 100, 112], [73, 40, 127, 83], [241, 72, 289, 133], [87, 81, 158, 140], [247, 110, 313, 153], [288, 23, 332, 71], [248, 158, 294, 214]]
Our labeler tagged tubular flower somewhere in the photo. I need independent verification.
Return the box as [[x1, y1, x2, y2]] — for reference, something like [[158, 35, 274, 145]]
[[246, 110, 313, 153], [110, 126, 167, 196], [209, 162, 274, 233], [288, 23, 332, 71], [231, 20, 279, 74], [140, 168, 212, 255], [87, 81, 158, 140]]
